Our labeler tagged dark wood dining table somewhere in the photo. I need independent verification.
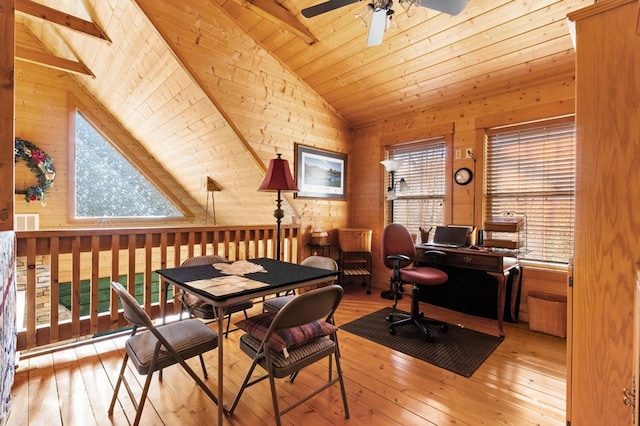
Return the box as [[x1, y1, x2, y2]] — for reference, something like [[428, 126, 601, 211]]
[[157, 257, 339, 425]]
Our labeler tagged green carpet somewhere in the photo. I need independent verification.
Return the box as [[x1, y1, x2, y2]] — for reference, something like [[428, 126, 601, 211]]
[[58, 272, 172, 317], [339, 307, 503, 377]]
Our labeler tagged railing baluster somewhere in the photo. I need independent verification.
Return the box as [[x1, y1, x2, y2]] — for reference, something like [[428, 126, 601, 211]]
[[144, 233, 153, 312], [71, 237, 81, 337], [173, 232, 181, 268], [25, 237, 36, 348], [90, 235, 100, 334], [110, 235, 119, 325], [50, 237, 60, 342], [127, 234, 136, 299]]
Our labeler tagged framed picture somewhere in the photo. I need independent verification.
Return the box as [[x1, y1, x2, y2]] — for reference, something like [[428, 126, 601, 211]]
[[294, 144, 347, 200]]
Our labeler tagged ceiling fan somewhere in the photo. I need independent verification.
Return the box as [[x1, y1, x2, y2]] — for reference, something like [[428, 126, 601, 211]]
[[301, 0, 468, 47]]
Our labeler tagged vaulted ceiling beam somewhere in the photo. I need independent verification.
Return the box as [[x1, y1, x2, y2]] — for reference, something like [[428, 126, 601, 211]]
[[16, 46, 94, 77], [16, 0, 111, 42], [240, 0, 317, 44]]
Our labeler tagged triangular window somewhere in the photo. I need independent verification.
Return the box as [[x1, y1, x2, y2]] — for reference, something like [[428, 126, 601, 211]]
[[74, 111, 182, 218]]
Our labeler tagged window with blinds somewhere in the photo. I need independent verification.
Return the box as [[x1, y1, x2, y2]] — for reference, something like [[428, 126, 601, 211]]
[[485, 117, 575, 264], [385, 138, 446, 238]]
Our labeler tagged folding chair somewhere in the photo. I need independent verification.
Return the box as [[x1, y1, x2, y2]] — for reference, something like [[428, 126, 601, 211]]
[[179, 255, 254, 338], [263, 255, 338, 312], [108, 281, 218, 426], [262, 255, 339, 382], [227, 285, 349, 425]]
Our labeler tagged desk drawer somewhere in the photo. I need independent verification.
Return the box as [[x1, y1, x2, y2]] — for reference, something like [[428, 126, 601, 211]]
[[417, 249, 501, 272], [445, 252, 500, 271]]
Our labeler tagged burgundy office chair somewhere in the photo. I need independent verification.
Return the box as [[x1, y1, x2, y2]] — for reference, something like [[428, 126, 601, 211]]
[[381, 223, 449, 341]]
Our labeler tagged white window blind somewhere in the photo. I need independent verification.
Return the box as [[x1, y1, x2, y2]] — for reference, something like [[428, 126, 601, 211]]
[[386, 138, 446, 238], [486, 117, 575, 263]]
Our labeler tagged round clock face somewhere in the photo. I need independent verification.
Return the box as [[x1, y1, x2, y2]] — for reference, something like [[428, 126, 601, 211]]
[[454, 167, 473, 185]]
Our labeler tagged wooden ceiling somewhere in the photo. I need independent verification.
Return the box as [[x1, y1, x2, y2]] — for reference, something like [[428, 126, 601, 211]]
[[214, 0, 588, 127], [14, 0, 591, 128], [12, 0, 591, 225]]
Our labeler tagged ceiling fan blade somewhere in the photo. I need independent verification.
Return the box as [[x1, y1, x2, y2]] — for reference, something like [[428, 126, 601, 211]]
[[301, 0, 361, 18], [421, 0, 467, 16], [366, 9, 387, 47]]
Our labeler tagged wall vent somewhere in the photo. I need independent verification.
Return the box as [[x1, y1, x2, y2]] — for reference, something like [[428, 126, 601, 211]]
[[15, 214, 40, 231]]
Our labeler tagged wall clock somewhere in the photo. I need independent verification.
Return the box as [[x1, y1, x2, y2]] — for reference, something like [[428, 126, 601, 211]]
[[454, 167, 473, 185]]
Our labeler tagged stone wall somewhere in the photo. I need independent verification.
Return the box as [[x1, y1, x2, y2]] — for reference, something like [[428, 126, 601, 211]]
[[0, 231, 16, 424], [15, 256, 71, 326]]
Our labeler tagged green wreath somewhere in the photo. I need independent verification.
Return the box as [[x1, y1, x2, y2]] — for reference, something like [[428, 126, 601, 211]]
[[14, 137, 56, 204]]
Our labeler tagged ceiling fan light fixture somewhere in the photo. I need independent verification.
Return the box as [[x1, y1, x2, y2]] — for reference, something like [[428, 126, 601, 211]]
[[302, 0, 468, 46], [386, 9, 399, 31], [355, 4, 374, 27], [371, 0, 390, 10], [399, 0, 420, 17]]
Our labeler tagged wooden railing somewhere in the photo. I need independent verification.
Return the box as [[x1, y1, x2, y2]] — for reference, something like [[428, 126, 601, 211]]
[[15, 224, 300, 351]]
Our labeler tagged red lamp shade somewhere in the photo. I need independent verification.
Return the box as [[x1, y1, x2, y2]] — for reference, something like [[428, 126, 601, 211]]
[[258, 154, 299, 192]]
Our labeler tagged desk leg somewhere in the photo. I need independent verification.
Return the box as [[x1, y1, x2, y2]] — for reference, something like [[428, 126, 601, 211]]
[[487, 271, 507, 337], [161, 279, 168, 325], [215, 306, 226, 423], [509, 265, 522, 322]]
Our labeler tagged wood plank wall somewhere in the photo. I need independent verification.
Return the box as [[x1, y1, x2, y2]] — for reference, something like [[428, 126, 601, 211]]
[[13, 56, 207, 229], [134, 0, 353, 235], [13, 4, 352, 246]]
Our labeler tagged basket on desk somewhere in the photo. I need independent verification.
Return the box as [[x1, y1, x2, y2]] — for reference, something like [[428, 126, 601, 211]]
[[527, 292, 567, 337], [338, 228, 372, 252]]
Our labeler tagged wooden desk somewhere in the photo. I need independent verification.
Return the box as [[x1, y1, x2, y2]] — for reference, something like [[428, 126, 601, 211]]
[[415, 246, 523, 337], [157, 258, 338, 425]]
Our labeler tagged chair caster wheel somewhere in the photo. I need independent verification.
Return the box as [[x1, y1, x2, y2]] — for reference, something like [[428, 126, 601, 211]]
[[389, 327, 396, 335], [441, 324, 449, 333], [386, 314, 394, 322], [366, 289, 371, 295]]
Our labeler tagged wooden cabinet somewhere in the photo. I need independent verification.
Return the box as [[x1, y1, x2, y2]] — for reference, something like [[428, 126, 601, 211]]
[[338, 228, 372, 294], [339, 251, 372, 294], [567, 1, 640, 424]]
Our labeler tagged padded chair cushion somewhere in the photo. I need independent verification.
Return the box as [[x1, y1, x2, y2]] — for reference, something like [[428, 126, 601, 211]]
[[239, 333, 335, 369], [184, 292, 210, 309], [183, 292, 253, 318], [126, 319, 218, 375], [263, 295, 296, 312], [391, 266, 448, 286], [236, 312, 337, 352]]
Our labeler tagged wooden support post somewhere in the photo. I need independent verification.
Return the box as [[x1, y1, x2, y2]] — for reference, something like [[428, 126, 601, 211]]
[[0, 0, 15, 231]]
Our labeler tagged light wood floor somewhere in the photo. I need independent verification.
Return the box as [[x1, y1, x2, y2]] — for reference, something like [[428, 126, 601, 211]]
[[6, 286, 567, 425]]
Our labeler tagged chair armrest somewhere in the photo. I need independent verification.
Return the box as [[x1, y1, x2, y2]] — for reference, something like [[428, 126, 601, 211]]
[[386, 254, 410, 281], [386, 254, 410, 262]]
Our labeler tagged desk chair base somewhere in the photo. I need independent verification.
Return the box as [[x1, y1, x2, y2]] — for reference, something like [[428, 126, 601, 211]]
[[386, 284, 448, 342]]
